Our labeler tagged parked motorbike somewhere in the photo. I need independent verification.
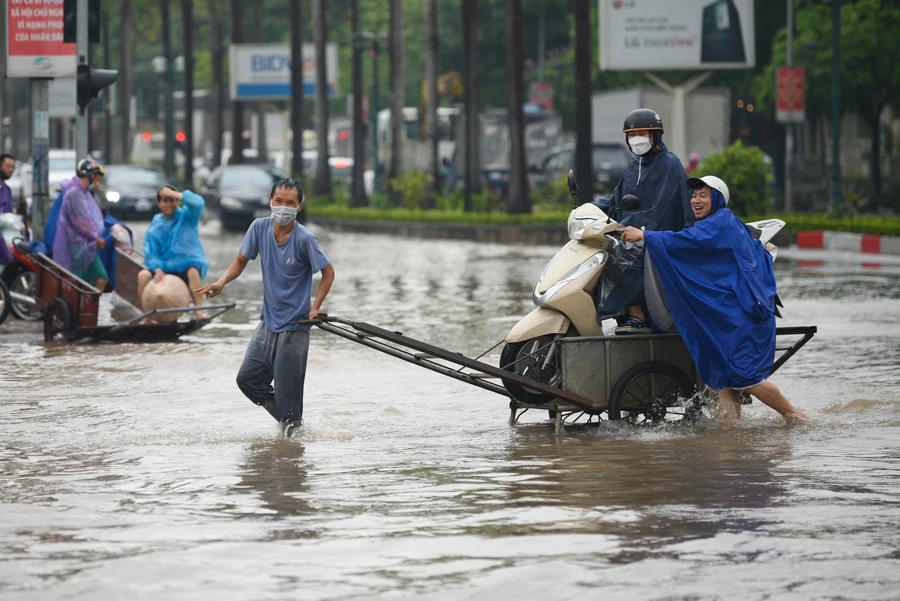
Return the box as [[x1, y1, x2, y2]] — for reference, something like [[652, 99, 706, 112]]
[[499, 170, 785, 405], [0, 212, 41, 321]]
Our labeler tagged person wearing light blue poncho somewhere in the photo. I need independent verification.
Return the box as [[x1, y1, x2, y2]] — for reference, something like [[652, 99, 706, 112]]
[[137, 185, 210, 318], [617, 175, 809, 426]]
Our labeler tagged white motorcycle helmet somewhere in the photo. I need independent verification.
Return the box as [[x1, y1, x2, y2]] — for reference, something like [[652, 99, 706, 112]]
[[687, 175, 730, 205]]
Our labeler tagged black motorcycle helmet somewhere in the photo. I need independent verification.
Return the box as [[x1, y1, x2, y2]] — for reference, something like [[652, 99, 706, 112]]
[[623, 108, 664, 153]]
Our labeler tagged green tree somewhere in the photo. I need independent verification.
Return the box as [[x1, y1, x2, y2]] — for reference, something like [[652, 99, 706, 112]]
[[701, 140, 774, 217], [753, 0, 900, 196]]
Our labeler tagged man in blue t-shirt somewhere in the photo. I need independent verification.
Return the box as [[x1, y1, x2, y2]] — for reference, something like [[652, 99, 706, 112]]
[[195, 178, 335, 437]]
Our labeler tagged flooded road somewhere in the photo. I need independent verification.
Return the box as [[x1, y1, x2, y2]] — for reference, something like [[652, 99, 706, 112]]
[[2, 223, 899, 600]]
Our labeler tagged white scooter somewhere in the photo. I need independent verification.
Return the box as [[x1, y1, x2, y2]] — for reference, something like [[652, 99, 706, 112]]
[[499, 170, 785, 405]]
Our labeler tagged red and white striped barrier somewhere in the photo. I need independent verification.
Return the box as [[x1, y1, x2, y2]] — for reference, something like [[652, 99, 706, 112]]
[[796, 231, 900, 256]]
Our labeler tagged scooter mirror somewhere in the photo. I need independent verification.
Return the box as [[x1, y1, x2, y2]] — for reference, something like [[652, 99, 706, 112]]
[[621, 195, 641, 212], [566, 169, 578, 198]]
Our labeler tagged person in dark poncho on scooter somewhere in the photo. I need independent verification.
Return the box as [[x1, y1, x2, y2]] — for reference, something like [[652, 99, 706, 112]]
[[593, 108, 694, 335], [617, 175, 809, 426]]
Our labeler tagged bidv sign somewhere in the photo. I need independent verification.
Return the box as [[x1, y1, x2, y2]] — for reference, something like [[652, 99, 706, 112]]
[[229, 43, 338, 100], [251, 54, 292, 73]]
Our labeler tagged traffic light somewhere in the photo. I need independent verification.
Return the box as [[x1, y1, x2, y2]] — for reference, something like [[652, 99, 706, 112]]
[[63, 0, 101, 44], [174, 131, 186, 153], [77, 63, 118, 110]]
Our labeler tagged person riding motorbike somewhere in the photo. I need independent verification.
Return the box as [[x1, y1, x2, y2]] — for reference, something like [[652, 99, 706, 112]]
[[592, 108, 693, 334]]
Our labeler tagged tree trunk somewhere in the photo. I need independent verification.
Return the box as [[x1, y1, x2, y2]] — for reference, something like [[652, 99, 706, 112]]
[[313, 0, 331, 197], [388, 0, 404, 204], [573, 0, 592, 206], [425, 0, 439, 205], [229, 0, 244, 164], [181, 0, 194, 189], [462, 0, 480, 212], [120, 0, 133, 162], [255, 1, 267, 160], [505, 0, 529, 213], [161, 0, 175, 179], [350, 0, 366, 206], [868, 109, 883, 196], [208, 0, 224, 169], [290, 0, 304, 179]]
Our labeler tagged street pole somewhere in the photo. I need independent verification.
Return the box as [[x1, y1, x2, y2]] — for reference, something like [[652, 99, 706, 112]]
[[75, 0, 90, 159], [784, 0, 794, 213], [829, 0, 844, 217], [30, 81, 50, 241]]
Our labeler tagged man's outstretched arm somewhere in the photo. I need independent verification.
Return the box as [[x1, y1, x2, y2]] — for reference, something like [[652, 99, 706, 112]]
[[194, 251, 250, 299]]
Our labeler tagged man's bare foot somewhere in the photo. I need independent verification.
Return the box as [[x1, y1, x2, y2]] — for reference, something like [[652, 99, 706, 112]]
[[194, 310, 210, 321], [784, 411, 810, 426]]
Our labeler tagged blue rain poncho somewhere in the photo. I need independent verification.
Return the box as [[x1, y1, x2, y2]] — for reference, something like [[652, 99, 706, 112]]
[[643, 189, 778, 390], [593, 141, 693, 316], [143, 190, 208, 279], [52, 177, 105, 274]]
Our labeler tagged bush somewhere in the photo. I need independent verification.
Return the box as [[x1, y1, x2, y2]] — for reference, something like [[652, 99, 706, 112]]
[[700, 140, 774, 217], [386, 171, 429, 211]]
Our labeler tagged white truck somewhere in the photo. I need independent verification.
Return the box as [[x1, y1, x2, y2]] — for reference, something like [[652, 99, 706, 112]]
[[592, 86, 731, 165]]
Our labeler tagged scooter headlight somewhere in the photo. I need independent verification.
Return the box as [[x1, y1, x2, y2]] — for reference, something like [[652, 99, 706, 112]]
[[568, 214, 604, 241]]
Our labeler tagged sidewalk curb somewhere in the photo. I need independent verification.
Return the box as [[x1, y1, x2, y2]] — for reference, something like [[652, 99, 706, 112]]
[[796, 231, 900, 256]]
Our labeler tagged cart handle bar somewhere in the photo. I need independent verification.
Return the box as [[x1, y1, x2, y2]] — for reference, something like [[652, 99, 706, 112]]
[[299, 314, 597, 411]]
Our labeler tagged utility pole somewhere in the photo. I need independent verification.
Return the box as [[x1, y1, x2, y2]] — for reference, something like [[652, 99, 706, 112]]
[[254, 1, 267, 160], [784, 0, 794, 213], [229, 0, 244, 164], [30, 83, 50, 241], [181, 0, 194, 189], [829, 0, 844, 217], [161, 0, 175, 179], [75, 0, 90, 158], [573, 0, 592, 206], [102, 6, 112, 162], [289, 0, 304, 179], [312, 0, 331, 197]]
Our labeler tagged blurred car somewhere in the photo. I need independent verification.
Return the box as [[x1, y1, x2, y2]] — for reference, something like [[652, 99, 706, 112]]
[[220, 147, 261, 167], [269, 150, 354, 180], [47, 149, 78, 198], [591, 143, 632, 194], [99, 165, 169, 220], [527, 142, 633, 197], [201, 164, 287, 231]]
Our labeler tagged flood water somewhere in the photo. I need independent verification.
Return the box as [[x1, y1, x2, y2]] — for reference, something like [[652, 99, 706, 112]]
[[2, 222, 899, 600]]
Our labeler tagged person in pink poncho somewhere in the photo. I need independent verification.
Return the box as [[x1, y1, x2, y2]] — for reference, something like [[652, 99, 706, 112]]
[[52, 158, 108, 291]]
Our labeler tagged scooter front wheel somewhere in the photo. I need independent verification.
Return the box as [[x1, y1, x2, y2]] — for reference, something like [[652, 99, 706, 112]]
[[500, 335, 561, 405]]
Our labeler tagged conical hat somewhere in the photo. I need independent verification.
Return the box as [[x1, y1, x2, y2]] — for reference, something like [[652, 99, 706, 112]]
[[141, 274, 191, 323]]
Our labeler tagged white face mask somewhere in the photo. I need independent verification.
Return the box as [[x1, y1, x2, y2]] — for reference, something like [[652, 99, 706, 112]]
[[271, 205, 298, 226], [628, 136, 652, 156]]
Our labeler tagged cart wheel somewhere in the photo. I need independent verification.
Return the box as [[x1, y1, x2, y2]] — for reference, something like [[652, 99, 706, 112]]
[[608, 361, 698, 424], [0, 278, 10, 326], [44, 297, 74, 343], [9, 267, 43, 321], [500, 335, 562, 405]]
